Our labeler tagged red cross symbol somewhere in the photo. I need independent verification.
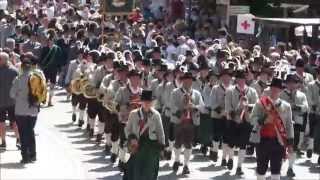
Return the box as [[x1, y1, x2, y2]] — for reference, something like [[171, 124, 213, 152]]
[[241, 20, 250, 30]]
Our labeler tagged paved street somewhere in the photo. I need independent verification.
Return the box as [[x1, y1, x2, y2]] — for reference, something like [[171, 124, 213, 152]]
[[1, 90, 320, 180]]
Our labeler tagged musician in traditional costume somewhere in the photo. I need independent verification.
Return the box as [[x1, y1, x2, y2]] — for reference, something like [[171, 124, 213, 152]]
[[141, 59, 153, 89], [108, 63, 129, 161], [65, 47, 87, 124], [251, 65, 272, 97], [209, 68, 232, 163], [225, 69, 258, 175], [113, 69, 143, 172], [170, 71, 204, 174], [123, 90, 165, 180], [193, 62, 212, 156], [280, 74, 309, 177], [250, 78, 294, 180], [306, 67, 320, 164], [155, 68, 175, 160], [92, 52, 115, 143]]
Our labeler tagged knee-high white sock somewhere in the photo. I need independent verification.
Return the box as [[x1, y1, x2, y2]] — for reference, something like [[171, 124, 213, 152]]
[[222, 143, 227, 159], [79, 110, 85, 120], [308, 138, 314, 150], [271, 174, 280, 180], [119, 147, 127, 162], [237, 149, 246, 168], [184, 149, 192, 166], [97, 121, 105, 134], [105, 133, 111, 146], [298, 132, 305, 149], [257, 174, 266, 180], [212, 141, 219, 152], [72, 106, 77, 114], [288, 152, 296, 168], [89, 118, 95, 129], [168, 141, 174, 151], [228, 146, 234, 160], [174, 148, 181, 162], [111, 140, 119, 154]]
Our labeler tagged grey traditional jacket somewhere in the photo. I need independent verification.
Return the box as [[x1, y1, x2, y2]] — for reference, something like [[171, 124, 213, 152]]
[[65, 59, 80, 85], [225, 85, 258, 123], [201, 83, 213, 114], [280, 89, 309, 125], [169, 87, 204, 125], [210, 84, 229, 119], [296, 72, 314, 94], [125, 108, 165, 145], [307, 80, 320, 114], [249, 97, 294, 145], [10, 70, 40, 117], [160, 81, 178, 117], [92, 65, 109, 88]]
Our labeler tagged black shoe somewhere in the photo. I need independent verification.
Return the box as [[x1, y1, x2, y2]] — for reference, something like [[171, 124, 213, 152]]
[[287, 168, 296, 177], [20, 158, 31, 164], [227, 159, 233, 170], [89, 129, 94, 138], [246, 145, 255, 156], [236, 167, 244, 176], [172, 161, 181, 172], [16, 139, 21, 150], [182, 165, 190, 175], [30, 156, 37, 162], [164, 150, 172, 160], [318, 156, 320, 165], [118, 161, 126, 172], [105, 145, 111, 155], [0, 141, 7, 149], [200, 145, 208, 156], [96, 134, 103, 143], [221, 159, 227, 167], [209, 151, 218, 162], [72, 114, 76, 122], [307, 149, 313, 158], [86, 124, 90, 132], [78, 120, 84, 127], [110, 153, 117, 163]]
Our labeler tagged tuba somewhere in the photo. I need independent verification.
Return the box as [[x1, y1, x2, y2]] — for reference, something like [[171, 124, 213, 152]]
[[83, 83, 98, 99], [71, 74, 88, 95]]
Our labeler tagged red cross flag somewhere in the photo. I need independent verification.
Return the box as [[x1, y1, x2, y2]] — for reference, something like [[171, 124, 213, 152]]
[[237, 14, 255, 35]]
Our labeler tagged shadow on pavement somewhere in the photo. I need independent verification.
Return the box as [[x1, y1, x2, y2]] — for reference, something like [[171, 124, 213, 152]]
[[89, 163, 118, 173], [158, 171, 177, 179], [198, 164, 226, 172], [97, 173, 122, 180], [0, 162, 25, 169], [83, 156, 107, 164], [54, 122, 74, 128], [78, 144, 104, 151]]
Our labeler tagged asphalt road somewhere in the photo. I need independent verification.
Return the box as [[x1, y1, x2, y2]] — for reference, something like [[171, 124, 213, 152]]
[[1, 90, 320, 180]]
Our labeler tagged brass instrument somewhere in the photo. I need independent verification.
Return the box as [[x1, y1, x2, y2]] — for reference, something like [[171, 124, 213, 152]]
[[102, 89, 118, 113], [71, 74, 89, 95], [239, 90, 249, 122], [83, 83, 98, 99]]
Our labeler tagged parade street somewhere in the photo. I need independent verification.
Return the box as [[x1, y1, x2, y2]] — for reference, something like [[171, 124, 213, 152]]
[[1, 90, 320, 180]]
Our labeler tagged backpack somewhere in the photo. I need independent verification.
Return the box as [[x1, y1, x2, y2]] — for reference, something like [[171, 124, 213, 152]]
[[28, 69, 47, 104]]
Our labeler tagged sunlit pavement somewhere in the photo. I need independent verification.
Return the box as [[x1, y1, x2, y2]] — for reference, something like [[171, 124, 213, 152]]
[[1, 90, 320, 180]]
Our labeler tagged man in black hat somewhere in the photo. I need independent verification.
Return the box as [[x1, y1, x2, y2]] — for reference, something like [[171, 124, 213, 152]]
[[141, 59, 153, 89], [280, 74, 309, 177], [250, 78, 294, 180], [209, 68, 232, 163], [307, 67, 320, 165], [251, 65, 272, 97], [123, 90, 165, 180], [114, 69, 143, 171], [225, 69, 258, 175], [170, 71, 204, 174]]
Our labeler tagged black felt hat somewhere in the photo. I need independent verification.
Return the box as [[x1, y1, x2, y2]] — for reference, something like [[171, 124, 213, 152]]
[[180, 71, 196, 80], [141, 90, 153, 101], [285, 74, 300, 83], [128, 69, 142, 77], [234, 69, 246, 79]]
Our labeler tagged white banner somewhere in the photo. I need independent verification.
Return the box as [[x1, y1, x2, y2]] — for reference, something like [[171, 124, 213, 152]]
[[237, 14, 255, 35]]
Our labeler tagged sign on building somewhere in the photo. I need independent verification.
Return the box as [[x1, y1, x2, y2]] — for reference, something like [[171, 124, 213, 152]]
[[236, 14, 255, 35], [230, 6, 250, 16], [102, 0, 135, 15]]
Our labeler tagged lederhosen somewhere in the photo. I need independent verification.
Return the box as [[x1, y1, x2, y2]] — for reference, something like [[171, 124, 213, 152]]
[[168, 82, 179, 144], [228, 87, 253, 150], [95, 69, 111, 126], [103, 74, 118, 136], [212, 84, 228, 145], [124, 109, 161, 180], [86, 65, 102, 122], [311, 82, 320, 153], [174, 88, 195, 149]]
